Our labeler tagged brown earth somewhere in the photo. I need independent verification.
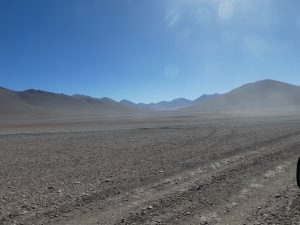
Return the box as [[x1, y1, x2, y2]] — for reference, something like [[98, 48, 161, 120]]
[[0, 115, 299, 225]]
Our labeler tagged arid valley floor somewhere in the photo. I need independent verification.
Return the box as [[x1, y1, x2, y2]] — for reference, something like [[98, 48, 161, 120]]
[[0, 114, 300, 225]]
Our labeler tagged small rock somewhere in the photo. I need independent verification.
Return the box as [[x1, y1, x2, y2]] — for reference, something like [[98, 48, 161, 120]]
[[20, 210, 28, 215], [147, 205, 153, 210], [186, 211, 191, 215], [275, 194, 281, 198], [105, 178, 111, 183], [199, 216, 207, 222], [158, 171, 164, 173], [74, 181, 81, 184]]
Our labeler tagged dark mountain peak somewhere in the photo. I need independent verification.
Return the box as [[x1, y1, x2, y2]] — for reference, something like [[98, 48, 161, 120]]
[[194, 93, 220, 103], [120, 99, 136, 104], [243, 79, 296, 88], [100, 97, 115, 102], [73, 94, 94, 100], [154, 98, 191, 104], [171, 98, 191, 103], [232, 79, 300, 94], [22, 89, 66, 97], [201, 93, 219, 97], [24, 89, 46, 94], [73, 94, 115, 102], [255, 79, 296, 86], [0, 87, 10, 92], [73, 94, 85, 97], [256, 79, 279, 83]]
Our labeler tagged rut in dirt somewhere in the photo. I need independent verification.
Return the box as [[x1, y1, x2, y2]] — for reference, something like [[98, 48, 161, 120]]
[[58, 128, 300, 225], [117, 136, 300, 225]]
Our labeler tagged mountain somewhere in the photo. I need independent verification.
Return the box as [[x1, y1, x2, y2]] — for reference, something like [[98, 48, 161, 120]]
[[182, 80, 300, 112], [121, 95, 220, 111], [0, 88, 146, 117], [2, 79, 299, 118], [0, 88, 37, 115], [194, 94, 220, 104], [138, 98, 193, 110], [120, 99, 138, 108]]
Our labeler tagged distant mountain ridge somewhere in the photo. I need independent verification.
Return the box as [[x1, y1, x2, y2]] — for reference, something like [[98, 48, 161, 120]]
[[0, 88, 146, 116], [121, 94, 220, 110], [1, 79, 300, 118]]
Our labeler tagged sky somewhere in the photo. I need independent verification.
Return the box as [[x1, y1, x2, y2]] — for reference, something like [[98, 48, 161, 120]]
[[1, 0, 300, 103]]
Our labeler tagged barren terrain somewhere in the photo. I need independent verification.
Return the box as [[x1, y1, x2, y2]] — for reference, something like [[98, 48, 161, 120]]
[[0, 115, 299, 225]]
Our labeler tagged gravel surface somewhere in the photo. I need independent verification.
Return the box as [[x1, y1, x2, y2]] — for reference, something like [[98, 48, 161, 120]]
[[0, 117, 299, 225]]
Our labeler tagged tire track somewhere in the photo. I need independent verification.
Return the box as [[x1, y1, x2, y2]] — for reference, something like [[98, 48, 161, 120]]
[[59, 130, 300, 225]]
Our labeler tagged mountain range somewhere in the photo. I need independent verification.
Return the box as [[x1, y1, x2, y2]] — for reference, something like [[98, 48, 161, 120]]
[[0, 88, 145, 117], [1, 79, 300, 118], [121, 93, 220, 110]]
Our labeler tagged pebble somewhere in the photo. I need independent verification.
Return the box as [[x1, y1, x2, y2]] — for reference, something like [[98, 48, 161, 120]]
[[275, 194, 281, 198], [20, 210, 28, 215], [81, 192, 89, 197]]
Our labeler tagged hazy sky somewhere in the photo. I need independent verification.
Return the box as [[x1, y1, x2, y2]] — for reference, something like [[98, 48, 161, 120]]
[[1, 0, 300, 103]]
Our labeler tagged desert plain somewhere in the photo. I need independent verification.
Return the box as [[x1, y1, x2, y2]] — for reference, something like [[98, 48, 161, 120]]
[[0, 112, 299, 225]]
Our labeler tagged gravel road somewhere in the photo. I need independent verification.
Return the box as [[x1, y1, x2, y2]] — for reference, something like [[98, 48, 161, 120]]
[[0, 118, 299, 225]]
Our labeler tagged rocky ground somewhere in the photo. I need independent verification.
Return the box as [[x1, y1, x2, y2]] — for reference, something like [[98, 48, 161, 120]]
[[0, 116, 299, 225]]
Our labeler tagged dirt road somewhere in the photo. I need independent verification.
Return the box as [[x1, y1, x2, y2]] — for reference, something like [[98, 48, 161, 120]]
[[0, 118, 299, 225]]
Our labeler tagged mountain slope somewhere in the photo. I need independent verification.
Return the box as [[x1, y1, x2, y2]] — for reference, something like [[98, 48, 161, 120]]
[[183, 80, 300, 112], [138, 98, 193, 110], [2, 79, 300, 117], [121, 94, 220, 111], [0, 88, 39, 115], [0, 88, 145, 117], [194, 94, 220, 104]]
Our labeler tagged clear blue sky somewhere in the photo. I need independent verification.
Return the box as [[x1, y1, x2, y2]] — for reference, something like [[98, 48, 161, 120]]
[[1, 0, 300, 103]]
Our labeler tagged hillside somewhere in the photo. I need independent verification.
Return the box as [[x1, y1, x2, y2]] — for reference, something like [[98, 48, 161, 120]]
[[2, 80, 300, 118], [0, 88, 145, 117], [182, 80, 300, 112], [121, 94, 220, 111]]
